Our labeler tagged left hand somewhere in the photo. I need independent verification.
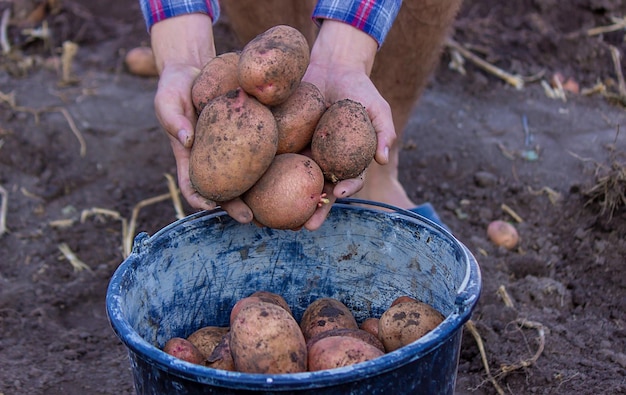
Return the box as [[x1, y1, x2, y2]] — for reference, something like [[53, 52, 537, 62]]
[[300, 21, 396, 230]]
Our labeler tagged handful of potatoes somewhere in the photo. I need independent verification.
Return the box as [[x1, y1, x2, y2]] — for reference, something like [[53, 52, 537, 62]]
[[188, 25, 378, 229], [162, 292, 444, 373]]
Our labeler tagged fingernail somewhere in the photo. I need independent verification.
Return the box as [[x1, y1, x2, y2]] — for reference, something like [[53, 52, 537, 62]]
[[177, 130, 190, 147], [384, 146, 390, 162]]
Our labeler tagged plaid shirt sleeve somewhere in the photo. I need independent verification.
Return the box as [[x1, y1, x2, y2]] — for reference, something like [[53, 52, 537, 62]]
[[313, 0, 402, 46], [139, 0, 221, 30]]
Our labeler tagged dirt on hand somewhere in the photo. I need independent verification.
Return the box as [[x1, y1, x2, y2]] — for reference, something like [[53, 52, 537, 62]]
[[0, 0, 624, 394]]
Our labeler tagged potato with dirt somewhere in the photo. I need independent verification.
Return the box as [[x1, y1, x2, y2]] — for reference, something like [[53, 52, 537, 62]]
[[186, 326, 229, 359], [307, 327, 385, 353], [311, 99, 377, 183], [191, 51, 241, 113], [271, 81, 326, 154], [162, 337, 206, 365], [359, 317, 380, 338], [238, 25, 310, 106], [206, 332, 236, 371], [378, 301, 445, 352], [229, 291, 292, 325], [189, 88, 278, 202], [307, 335, 385, 371], [243, 153, 327, 230], [300, 297, 359, 342], [230, 301, 307, 373]]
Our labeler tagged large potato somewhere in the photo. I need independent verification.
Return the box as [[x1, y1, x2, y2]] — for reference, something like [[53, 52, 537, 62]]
[[311, 99, 377, 183], [230, 301, 307, 373], [192, 51, 241, 113], [238, 25, 310, 106], [186, 326, 229, 359], [271, 81, 326, 154], [189, 88, 278, 202], [243, 153, 326, 230], [307, 335, 384, 371], [229, 292, 292, 326], [300, 297, 359, 342], [378, 301, 444, 352]]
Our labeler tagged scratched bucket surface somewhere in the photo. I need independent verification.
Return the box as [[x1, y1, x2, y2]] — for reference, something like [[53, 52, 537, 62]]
[[106, 199, 481, 394]]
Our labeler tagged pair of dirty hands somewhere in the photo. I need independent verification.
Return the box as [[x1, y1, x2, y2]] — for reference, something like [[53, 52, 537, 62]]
[[151, 16, 395, 230]]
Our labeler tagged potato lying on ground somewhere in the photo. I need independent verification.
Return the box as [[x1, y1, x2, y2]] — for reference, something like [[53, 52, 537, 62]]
[[300, 297, 359, 342], [243, 153, 327, 230], [230, 301, 307, 373], [238, 25, 310, 106], [307, 327, 385, 353], [163, 337, 206, 365], [272, 81, 326, 154], [189, 88, 278, 202], [192, 51, 241, 113], [378, 301, 444, 352], [124, 46, 158, 77], [307, 335, 384, 371], [186, 326, 229, 359], [487, 220, 519, 250], [206, 332, 236, 371], [311, 99, 377, 183]]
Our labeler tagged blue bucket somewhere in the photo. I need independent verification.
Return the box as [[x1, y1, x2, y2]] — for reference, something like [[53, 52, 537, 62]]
[[106, 199, 481, 394]]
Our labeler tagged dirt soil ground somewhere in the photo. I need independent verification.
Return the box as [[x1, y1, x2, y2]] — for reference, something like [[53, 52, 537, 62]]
[[1, 1, 625, 394]]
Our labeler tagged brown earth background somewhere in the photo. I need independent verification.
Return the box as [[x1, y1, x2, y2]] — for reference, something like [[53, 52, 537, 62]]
[[0, 0, 625, 394]]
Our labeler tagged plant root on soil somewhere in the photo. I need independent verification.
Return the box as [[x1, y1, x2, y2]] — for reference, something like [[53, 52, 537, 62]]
[[57, 242, 92, 273], [467, 285, 547, 395], [0, 185, 7, 237], [0, 89, 86, 157]]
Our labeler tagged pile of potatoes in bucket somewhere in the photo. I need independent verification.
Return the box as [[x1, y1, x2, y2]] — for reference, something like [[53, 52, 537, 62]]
[[163, 291, 444, 373], [188, 25, 378, 229]]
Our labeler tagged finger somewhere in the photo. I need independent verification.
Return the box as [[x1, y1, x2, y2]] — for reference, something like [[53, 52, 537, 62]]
[[220, 198, 254, 224], [332, 165, 366, 198], [366, 98, 395, 165], [170, 140, 216, 211], [155, 94, 196, 149], [303, 184, 336, 231]]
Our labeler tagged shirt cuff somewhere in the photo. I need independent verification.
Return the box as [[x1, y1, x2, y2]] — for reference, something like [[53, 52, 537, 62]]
[[312, 0, 402, 46], [139, 0, 221, 30]]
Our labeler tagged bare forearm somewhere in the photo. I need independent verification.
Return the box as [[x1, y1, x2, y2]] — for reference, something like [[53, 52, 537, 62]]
[[150, 13, 216, 73], [309, 20, 378, 75]]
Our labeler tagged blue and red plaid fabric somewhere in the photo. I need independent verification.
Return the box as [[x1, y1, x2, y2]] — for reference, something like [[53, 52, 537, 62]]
[[139, 0, 220, 29]]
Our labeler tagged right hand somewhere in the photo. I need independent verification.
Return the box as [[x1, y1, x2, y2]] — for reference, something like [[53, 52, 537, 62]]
[[151, 14, 254, 223]]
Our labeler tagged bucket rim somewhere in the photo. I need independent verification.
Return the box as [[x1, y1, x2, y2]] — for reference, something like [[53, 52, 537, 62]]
[[106, 199, 482, 390]]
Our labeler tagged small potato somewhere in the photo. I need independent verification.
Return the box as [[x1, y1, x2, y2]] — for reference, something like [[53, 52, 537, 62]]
[[124, 46, 158, 77], [162, 337, 206, 365], [243, 153, 326, 229], [311, 99, 377, 183], [238, 25, 310, 106], [359, 317, 380, 338], [206, 333, 236, 371], [192, 51, 241, 113], [307, 336, 384, 371], [378, 301, 444, 352], [186, 326, 229, 358], [271, 81, 326, 154], [300, 297, 358, 342], [189, 88, 278, 202], [307, 327, 385, 353], [487, 220, 519, 250], [230, 301, 307, 373]]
